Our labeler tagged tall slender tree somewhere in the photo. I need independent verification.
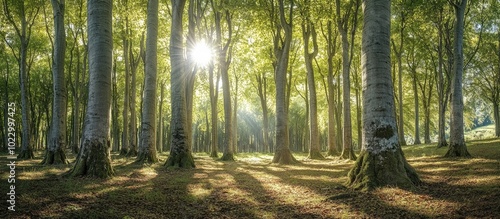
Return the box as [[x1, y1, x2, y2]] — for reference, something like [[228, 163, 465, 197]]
[[336, 0, 360, 160], [301, 9, 323, 159], [347, 0, 420, 190], [272, 0, 298, 164], [3, 0, 40, 159], [165, 0, 195, 168], [67, 0, 114, 178], [137, 0, 159, 164], [445, 0, 471, 157], [43, 0, 67, 165]]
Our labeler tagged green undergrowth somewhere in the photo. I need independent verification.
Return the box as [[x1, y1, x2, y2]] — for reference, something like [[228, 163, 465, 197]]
[[1, 138, 499, 218]]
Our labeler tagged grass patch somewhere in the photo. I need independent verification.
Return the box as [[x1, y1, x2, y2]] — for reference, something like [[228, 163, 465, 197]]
[[1, 139, 500, 218]]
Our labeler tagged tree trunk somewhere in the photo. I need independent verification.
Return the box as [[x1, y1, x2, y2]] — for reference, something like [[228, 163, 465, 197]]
[[157, 81, 165, 153], [436, 8, 448, 148], [272, 0, 297, 164], [412, 68, 421, 145], [128, 41, 139, 157], [120, 24, 130, 156], [44, 0, 68, 165], [494, 102, 500, 137], [209, 64, 219, 157], [446, 0, 471, 158], [67, 0, 114, 178], [136, 0, 159, 165], [6, 1, 37, 159], [165, 0, 195, 168], [347, 0, 420, 191], [256, 73, 269, 153], [302, 20, 323, 159], [336, 0, 358, 160], [215, 7, 235, 161]]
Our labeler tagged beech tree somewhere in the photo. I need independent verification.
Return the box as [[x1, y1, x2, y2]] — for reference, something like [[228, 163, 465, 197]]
[[67, 0, 114, 178], [347, 0, 420, 190], [43, 0, 67, 165], [137, 0, 159, 164], [445, 0, 471, 157], [165, 0, 195, 168], [3, 0, 40, 159], [271, 0, 298, 164]]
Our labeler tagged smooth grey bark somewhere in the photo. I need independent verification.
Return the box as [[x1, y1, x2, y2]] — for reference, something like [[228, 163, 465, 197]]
[[209, 63, 220, 157], [157, 81, 165, 153], [137, 0, 159, 164], [256, 73, 269, 153], [120, 23, 130, 156], [216, 8, 234, 161], [67, 0, 114, 178], [336, 0, 359, 160], [302, 18, 323, 159], [128, 37, 140, 157], [391, 9, 408, 146], [44, 0, 67, 165], [165, 0, 195, 168], [347, 0, 420, 191], [272, 0, 298, 164], [446, 0, 471, 157], [320, 18, 339, 156], [3, 0, 38, 159]]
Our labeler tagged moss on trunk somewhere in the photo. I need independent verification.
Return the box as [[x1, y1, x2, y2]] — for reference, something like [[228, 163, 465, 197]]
[[347, 148, 421, 191], [18, 149, 34, 159], [67, 139, 114, 178], [220, 152, 235, 161], [135, 151, 159, 165], [164, 150, 195, 168], [272, 148, 299, 164], [41, 148, 68, 165], [444, 142, 471, 158], [340, 147, 357, 161], [119, 148, 129, 156], [126, 149, 138, 157]]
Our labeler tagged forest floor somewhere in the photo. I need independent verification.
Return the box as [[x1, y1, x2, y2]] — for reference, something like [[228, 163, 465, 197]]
[[1, 139, 500, 219]]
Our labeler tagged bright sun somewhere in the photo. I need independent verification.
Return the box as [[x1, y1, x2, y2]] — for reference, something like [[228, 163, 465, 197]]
[[190, 40, 213, 67]]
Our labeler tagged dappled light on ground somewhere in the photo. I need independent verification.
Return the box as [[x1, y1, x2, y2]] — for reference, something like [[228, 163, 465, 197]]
[[1, 138, 499, 218]]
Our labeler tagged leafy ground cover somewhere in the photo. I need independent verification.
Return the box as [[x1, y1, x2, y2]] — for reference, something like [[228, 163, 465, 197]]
[[1, 138, 499, 218]]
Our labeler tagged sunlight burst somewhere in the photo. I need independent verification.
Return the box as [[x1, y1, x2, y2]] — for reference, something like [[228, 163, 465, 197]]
[[190, 40, 213, 67]]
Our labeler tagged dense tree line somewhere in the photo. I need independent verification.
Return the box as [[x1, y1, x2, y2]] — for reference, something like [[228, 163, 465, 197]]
[[1, 0, 498, 189]]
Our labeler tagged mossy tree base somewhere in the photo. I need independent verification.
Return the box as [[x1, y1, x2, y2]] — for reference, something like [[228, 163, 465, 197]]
[[444, 143, 471, 158], [119, 148, 129, 156], [437, 140, 448, 148], [347, 148, 421, 191], [272, 148, 299, 164], [220, 152, 235, 161], [164, 151, 195, 168], [126, 149, 138, 157], [18, 149, 35, 159], [41, 149, 68, 165], [210, 151, 218, 158], [66, 139, 114, 178], [326, 149, 339, 157], [340, 148, 357, 161], [135, 152, 158, 165], [308, 150, 325, 159]]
